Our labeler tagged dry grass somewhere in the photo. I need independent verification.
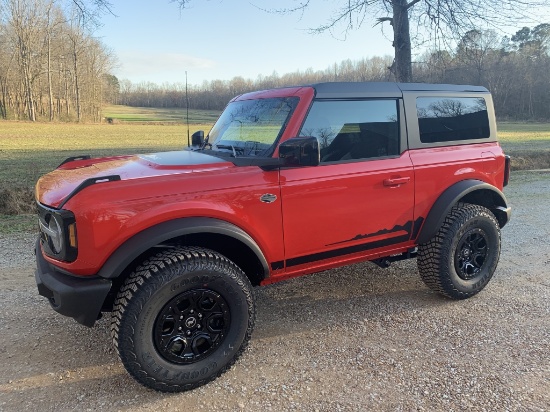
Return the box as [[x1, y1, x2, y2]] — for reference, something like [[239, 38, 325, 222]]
[[0, 185, 35, 215]]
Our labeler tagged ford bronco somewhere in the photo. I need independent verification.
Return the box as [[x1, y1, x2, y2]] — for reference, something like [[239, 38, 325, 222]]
[[35, 82, 511, 391]]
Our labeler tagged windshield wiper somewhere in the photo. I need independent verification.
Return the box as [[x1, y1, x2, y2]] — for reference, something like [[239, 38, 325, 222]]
[[214, 144, 243, 157], [200, 135, 211, 149]]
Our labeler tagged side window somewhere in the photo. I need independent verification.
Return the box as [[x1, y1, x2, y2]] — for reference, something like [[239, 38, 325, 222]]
[[299, 100, 399, 163], [416, 97, 490, 143]]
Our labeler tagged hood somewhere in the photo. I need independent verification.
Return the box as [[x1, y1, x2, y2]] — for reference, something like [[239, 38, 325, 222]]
[[36, 150, 233, 208]]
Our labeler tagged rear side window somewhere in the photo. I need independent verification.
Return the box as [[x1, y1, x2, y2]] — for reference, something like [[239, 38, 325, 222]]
[[416, 97, 490, 143], [299, 99, 399, 163]]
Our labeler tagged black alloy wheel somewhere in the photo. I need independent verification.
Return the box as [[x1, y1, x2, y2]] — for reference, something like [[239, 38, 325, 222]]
[[153, 289, 231, 364], [454, 229, 489, 280]]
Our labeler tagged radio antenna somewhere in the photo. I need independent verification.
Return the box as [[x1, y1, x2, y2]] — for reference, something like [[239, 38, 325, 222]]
[[186, 71, 190, 148]]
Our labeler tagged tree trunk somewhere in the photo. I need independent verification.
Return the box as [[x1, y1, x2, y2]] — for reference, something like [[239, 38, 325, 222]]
[[392, 0, 413, 82], [73, 48, 82, 122], [0, 79, 7, 119], [47, 32, 54, 121], [22, 51, 36, 121]]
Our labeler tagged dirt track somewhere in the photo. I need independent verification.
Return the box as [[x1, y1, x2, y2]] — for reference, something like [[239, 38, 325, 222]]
[[0, 171, 549, 411]]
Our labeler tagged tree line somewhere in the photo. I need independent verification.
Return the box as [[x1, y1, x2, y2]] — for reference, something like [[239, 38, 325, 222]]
[[118, 24, 550, 121], [117, 55, 394, 111], [0, 0, 116, 122]]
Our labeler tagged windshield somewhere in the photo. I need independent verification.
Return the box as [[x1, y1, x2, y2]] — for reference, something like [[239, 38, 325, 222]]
[[208, 97, 299, 157]]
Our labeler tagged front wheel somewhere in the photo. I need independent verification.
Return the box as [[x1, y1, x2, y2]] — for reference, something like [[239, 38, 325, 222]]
[[417, 203, 501, 299], [111, 247, 255, 392]]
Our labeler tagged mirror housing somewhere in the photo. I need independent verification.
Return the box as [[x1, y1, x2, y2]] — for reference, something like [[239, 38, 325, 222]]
[[191, 130, 204, 148], [279, 136, 320, 167]]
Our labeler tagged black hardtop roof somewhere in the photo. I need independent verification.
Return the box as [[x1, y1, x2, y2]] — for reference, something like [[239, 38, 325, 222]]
[[311, 82, 489, 99]]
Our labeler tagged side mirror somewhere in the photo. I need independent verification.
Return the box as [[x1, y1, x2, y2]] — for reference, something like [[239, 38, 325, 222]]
[[279, 136, 320, 167], [191, 130, 204, 148]]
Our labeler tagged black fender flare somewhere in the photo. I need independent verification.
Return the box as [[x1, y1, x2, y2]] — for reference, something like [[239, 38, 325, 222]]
[[416, 179, 510, 244], [97, 217, 270, 279]]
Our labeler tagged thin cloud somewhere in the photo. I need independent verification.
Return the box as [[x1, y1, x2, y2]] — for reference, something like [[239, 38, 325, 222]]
[[116, 51, 216, 80]]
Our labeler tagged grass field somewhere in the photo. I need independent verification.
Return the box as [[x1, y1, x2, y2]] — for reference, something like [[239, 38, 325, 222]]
[[0, 116, 549, 229], [0, 122, 213, 188], [103, 105, 221, 124], [497, 123, 550, 170]]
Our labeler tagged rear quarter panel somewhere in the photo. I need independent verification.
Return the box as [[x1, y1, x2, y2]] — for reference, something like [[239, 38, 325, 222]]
[[409, 143, 507, 223], [402, 89, 506, 224]]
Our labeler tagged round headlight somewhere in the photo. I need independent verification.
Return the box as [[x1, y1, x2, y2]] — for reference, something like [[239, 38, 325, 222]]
[[47, 215, 63, 254]]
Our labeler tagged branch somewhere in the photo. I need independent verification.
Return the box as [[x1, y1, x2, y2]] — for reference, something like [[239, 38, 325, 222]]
[[70, 0, 115, 27], [72, 0, 114, 15], [252, 1, 312, 17], [375, 16, 393, 26], [170, 0, 192, 10], [406, 0, 422, 10], [313, 0, 380, 33]]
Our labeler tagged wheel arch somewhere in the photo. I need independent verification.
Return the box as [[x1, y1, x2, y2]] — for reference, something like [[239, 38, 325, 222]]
[[416, 179, 510, 245], [98, 217, 270, 287]]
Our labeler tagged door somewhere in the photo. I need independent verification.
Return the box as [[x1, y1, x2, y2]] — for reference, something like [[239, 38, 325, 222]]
[[279, 98, 415, 269]]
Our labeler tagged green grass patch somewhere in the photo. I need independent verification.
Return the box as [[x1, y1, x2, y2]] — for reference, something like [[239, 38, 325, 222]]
[[498, 123, 550, 170], [0, 214, 37, 234], [103, 105, 221, 124], [0, 121, 214, 188]]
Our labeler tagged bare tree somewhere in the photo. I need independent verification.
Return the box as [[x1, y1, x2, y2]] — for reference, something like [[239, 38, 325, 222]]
[[455, 29, 501, 84], [0, 0, 116, 121], [44, 3, 65, 121], [66, 20, 85, 122], [6, 0, 52, 121]]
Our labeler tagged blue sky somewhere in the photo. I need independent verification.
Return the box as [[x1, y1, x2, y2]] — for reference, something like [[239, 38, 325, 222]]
[[95, 1, 549, 87], [95, 1, 396, 86]]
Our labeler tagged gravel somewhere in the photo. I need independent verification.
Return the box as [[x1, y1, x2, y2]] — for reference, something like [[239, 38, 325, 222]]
[[0, 171, 548, 411], [0, 233, 35, 269]]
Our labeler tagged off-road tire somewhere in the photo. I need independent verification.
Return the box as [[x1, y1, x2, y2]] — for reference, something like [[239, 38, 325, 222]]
[[417, 203, 501, 299], [111, 247, 255, 392]]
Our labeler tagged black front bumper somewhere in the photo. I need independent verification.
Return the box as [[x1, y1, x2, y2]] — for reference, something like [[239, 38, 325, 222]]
[[35, 239, 112, 327]]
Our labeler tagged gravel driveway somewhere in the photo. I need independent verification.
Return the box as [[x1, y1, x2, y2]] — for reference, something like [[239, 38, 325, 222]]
[[1, 171, 548, 411]]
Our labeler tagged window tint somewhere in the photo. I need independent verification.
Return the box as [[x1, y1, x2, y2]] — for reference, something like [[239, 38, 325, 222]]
[[300, 100, 399, 163], [416, 97, 490, 143]]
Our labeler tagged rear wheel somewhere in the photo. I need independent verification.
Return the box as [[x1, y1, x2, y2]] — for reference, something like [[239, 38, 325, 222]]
[[111, 247, 255, 392], [417, 203, 501, 299]]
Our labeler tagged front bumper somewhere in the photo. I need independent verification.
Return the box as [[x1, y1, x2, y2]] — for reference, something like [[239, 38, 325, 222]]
[[35, 239, 112, 327]]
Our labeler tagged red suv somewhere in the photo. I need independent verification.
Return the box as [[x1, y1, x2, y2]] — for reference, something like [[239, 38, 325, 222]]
[[35, 82, 511, 392]]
